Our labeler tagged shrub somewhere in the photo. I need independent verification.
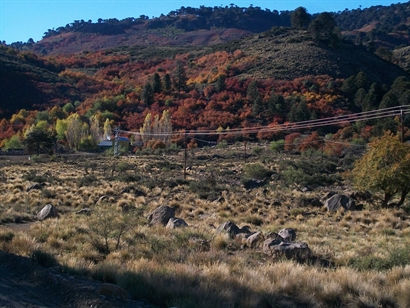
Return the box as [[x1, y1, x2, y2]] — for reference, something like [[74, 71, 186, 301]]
[[245, 215, 263, 226], [189, 176, 222, 200], [23, 170, 54, 183], [351, 132, 410, 207], [243, 163, 272, 181], [270, 139, 285, 152], [280, 155, 338, 188], [216, 140, 228, 149], [78, 174, 98, 186], [0, 231, 14, 243], [348, 246, 410, 271], [30, 249, 58, 267], [252, 146, 263, 156], [87, 203, 138, 254], [3, 135, 23, 150]]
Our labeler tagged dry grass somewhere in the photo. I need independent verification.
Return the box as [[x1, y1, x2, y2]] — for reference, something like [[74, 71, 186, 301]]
[[0, 147, 409, 307]]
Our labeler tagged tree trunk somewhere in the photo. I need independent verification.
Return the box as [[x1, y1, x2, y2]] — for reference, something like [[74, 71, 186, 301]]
[[398, 189, 409, 207], [382, 192, 392, 207]]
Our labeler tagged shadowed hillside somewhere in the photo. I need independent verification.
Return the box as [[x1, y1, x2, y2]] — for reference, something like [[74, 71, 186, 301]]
[[0, 46, 79, 116]]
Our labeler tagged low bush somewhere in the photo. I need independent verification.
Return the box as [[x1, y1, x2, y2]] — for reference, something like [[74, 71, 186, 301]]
[[279, 155, 338, 188], [243, 163, 272, 181], [348, 246, 410, 271], [30, 249, 58, 267], [78, 174, 98, 186], [270, 139, 285, 152], [0, 231, 14, 243], [189, 176, 222, 200], [23, 170, 54, 183]]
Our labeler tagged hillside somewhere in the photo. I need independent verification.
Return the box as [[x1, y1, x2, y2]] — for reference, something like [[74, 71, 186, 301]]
[[334, 2, 410, 50], [0, 4, 409, 149], [30, 26, 250, 56], [8, 3, 408, 57], [0, 26, 408, 139], [0, 46, 79, 116], [219, 28, 407, 83], [23, 6, 292, 55]]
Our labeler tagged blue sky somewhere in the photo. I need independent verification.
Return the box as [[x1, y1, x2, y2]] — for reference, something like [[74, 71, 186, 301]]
[[0, 0, 402, 43]]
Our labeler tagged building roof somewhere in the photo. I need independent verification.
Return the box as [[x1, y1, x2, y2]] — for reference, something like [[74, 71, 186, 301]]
[[98, 140, 112, 147]]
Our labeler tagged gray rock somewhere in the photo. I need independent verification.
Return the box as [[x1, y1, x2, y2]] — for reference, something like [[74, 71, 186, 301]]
[[96, 195, 107, 204], [246, 231, 264, 248], [278, 228, 296, 242], [239, 225, 252, 234], [323, 191, 337, 200], [76, 208, 91, 215], [264, 241, 311, 260], [325, 194, 355, 212], [217, 221, 240, 238], [148, 205, 175, 226], [217, 221, 252, 239], [262, 236, 283, 254], [265, 232, 280, 239], [27, 183, 44, 192], [37, 204, 58, 221], [166, 217, 188, 229]]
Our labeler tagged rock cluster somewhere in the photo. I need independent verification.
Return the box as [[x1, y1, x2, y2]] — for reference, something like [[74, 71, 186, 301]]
[[217, 221, 311, 261]]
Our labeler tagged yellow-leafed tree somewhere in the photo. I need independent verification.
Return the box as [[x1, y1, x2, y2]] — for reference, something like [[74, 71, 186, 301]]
[[351, 132, 410, 207]]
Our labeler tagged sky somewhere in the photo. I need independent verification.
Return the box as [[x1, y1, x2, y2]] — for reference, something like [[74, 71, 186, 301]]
[[0, 0, 403, 43]]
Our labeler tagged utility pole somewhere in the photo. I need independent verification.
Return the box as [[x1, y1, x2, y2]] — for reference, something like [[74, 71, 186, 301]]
[[113, 127, 120, 157], [400, 107, 404, 143], [244, 140, 247, 163], [183, 132, 187, 180]]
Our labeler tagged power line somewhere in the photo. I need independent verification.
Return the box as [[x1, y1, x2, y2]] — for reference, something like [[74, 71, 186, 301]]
[[119, 105, 409, 137]]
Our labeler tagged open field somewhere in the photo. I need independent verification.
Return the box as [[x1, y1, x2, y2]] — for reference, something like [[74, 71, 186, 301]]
[[0, 143, 409, 307]]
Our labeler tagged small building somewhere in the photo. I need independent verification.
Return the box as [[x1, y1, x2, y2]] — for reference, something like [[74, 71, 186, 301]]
[[97, 137, 130, 151], [98, 140, 113, 148]]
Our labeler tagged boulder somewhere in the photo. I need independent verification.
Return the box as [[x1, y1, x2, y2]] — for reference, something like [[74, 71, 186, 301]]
[[166, 217, 188, 229], [75, 208, 91, 215], [217, 221, 240, 238], [217, 221, 252, 239], [37, 204, 58, 221], [264, 241, 311, 260], [323, 191, 337, 200], [325, 194, 355, 212], [243, 179, 266, 190], [27, 183, 44, 192], [262, 236, 283, 254], [278, 228, 296, 242], [96, 195, 107, 204], [246, 231, 264, 248], [265, 232, 280, 239], [239, 225, 252, 234], [148, 205, 175, 226]]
